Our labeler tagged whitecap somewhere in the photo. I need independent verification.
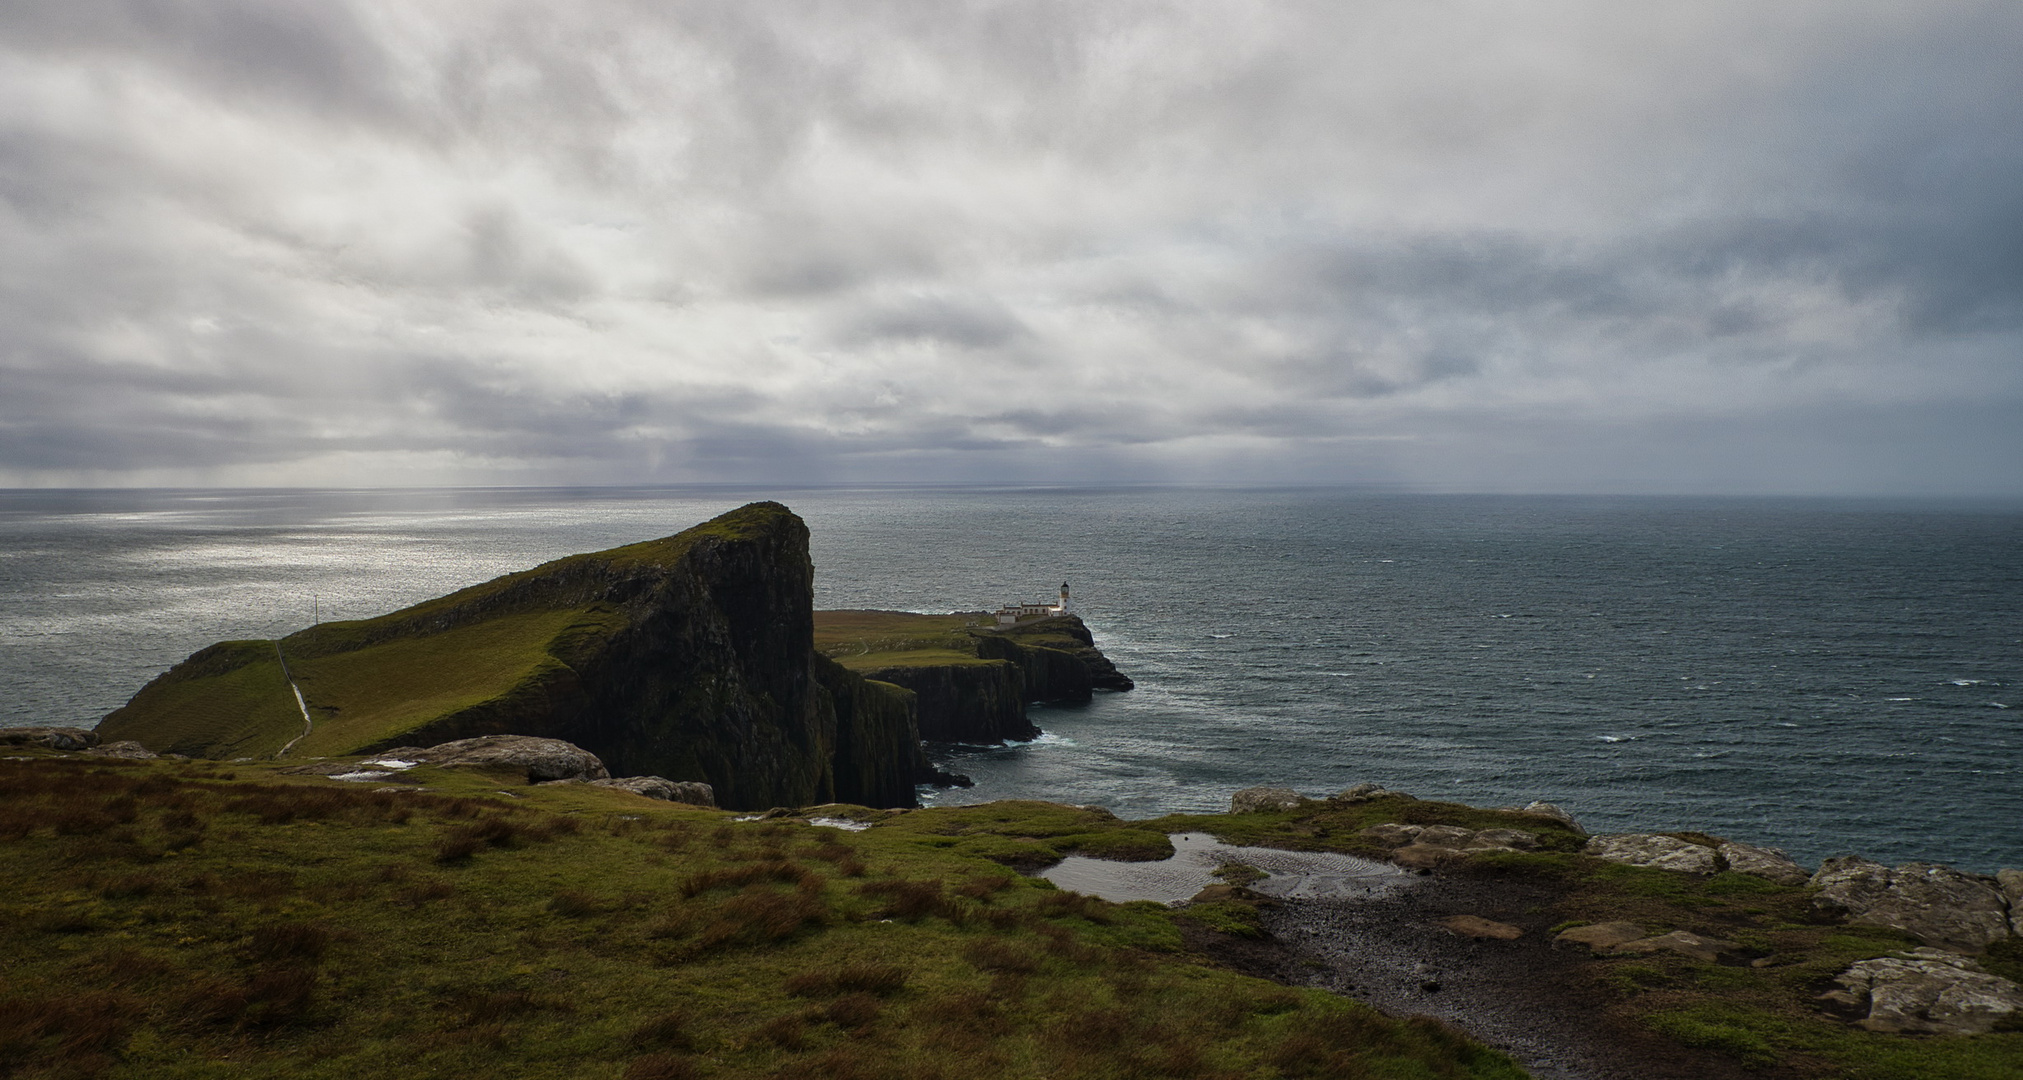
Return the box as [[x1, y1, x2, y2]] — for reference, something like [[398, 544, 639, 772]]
[[1776, 722, 1800, 727], [1950, 678, 1989, 687], [1208, 633, 1233, 639], [1594, 734, 1637, 743], [1992, 702, 2012, 710], [1884, 697, 1915, 703]]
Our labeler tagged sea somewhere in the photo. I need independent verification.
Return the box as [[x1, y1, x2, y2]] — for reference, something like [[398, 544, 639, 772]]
[[2, 486, 2018, 873]]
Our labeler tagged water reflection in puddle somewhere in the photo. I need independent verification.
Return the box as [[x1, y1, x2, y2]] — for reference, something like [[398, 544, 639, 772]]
[[1040, 832, 1411, 905]]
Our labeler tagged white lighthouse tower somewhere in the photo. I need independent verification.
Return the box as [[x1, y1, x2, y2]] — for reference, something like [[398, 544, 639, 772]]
[[1058, 581, 1071, 614]]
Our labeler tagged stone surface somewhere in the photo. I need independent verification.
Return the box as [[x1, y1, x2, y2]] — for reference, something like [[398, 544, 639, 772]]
[[1821, 948, 2023, 1034], [0, 726, 100, 751], [1811, 856, 2011, 953], [1335, 782, 1413, 803], [586, 775, 715, 806], [1392, 843, 1461, 870], [1554, 921, 1648, 952], [1613, 930, 1746, 964], [1494, 801, 1584, 835], [1360, 823, 1423, 847], [1439, 915, 1523, 941], [1189, 883, 1276, 905], [1471, 828, 1541, 851], [387, 735, 609, 783], [1584, 833, 1719, 874], [1718, 841, 1809, 885], [1998, 869, 2023, 937], [84, 740, 157, 759], [1230, 786, 1305, 813]]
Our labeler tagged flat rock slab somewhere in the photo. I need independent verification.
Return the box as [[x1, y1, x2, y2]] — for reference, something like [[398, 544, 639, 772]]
[[1811, 856, 2011, 953], [1440, 915, 1523, 941], [1823, 948, 2023, 1034], [0, 727, 100, 751], [1230, 786, 1305, 813], [585, 776, 715, 806], [1554, 921, 1648, 952], [1612, 930, 1746, 964], [382, 735, 609, 783], [1584, 834, 1718, 874], [1717, 841, 1809, 885]]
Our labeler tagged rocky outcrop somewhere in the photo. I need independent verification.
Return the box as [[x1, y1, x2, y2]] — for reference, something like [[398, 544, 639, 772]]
[[1362, 822, 1541, 869], [99, 503, 932, 810], [846, 614, 1132, 744], [1555, 922, 1649, 952], [1821, 949, 2023, 1034], [1718, 841, 1809, 885], [1810, 857, 2012, 953], [1231, 787, 1306, 813], [384, 735, 610, 782], [1552, 922, 1746, 963], [0, 726, 100, 751], [991, 616, 1134, 692], [1584, 834, 1720, 874], [815, 656, 940, 805], [1337, 782, 1415, 803], [85, 740, 158, 759], [1493, 800, 1584, 835], [2000, 870, 2023, 937], [585, 776, 716, 806]]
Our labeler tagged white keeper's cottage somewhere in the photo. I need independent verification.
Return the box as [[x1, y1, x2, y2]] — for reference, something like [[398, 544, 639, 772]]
[[994, 582, 1071, 625]]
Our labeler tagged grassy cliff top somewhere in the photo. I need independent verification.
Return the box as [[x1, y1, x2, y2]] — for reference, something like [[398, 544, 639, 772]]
[[813, 610, 1001, 672], [0, 752, 1524, 1080], [99, 502, 804, 760]]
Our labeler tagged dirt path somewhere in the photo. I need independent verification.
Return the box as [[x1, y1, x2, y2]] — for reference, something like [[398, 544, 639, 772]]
[[272, 641, 314, 757]]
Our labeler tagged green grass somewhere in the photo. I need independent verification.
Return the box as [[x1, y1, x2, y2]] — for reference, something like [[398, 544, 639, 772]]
[[0, 755, 1528, 1080], [97, 642, 305, 759]]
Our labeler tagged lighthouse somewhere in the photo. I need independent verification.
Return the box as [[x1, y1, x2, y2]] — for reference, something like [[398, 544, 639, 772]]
[[1058, 581, 1071, 614]]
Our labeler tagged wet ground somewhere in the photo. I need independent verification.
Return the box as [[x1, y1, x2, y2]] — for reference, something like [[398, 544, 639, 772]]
[[1045, 836, 1788, 1080]]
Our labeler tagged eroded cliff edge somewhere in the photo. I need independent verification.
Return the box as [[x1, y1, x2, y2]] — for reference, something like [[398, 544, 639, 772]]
[[98, 502, 930, 809], [813, 609, 1133, 743]]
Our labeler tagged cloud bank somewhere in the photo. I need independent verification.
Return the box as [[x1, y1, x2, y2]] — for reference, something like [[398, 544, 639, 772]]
[[3, 0, 2019, 492]]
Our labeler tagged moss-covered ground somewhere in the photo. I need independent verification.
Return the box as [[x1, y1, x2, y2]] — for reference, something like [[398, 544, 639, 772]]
[[1150, 794, 2023, 1080], [0, 754, 1526, 1080], [812, 612, 998, 673]]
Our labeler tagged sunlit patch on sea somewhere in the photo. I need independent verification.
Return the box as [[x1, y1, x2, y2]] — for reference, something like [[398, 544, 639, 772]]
[[3, 486, 2019, 872]]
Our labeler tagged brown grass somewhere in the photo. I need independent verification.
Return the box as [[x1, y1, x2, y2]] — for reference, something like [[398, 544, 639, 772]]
[[783, 963, 909, 998]]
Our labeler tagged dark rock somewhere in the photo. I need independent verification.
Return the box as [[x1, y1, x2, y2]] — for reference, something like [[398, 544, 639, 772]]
[[1821, 948, 2023, 1033], [1230, 786, 1304, 813], [0, 726, 101, 751], [1999, 870, 2023, 937], [860, 659, 1036, 743], [1583, 834, 1718, 874], [1811, 856, 2011, 953]]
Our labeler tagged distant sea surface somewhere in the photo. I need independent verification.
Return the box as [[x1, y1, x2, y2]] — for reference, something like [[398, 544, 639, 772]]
[[3, 487, 2018, 872]]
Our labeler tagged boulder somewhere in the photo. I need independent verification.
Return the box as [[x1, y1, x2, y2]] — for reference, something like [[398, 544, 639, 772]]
[[1998, 870, 2023, 937], [1471, 828, 1542, 851], [1718, 841, 1809, 886], [1494, 800, 1585, 835], [1613, 930, 1747, 964], [1230, 786, 1305, 813], [1820, 948, 2023, 1034], [1555, 921, 1648, 952], [1392, 843, 1462, 870], [1439, 915, 1523, 941], [1811, 857, 2010, 953], [586, 776, 715, 807], [1584, 834, 1718, 874], [1335, 782, 1413, 803], [0, 726, 100, 751], [385, 736, 609, 783], [84, 740, 158, 759], [1360, 823, 1423, 848]]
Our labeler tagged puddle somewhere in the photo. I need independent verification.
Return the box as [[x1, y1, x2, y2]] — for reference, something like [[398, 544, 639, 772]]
[[1040, 832, 1411, 905], [806, 817, 874, 831]]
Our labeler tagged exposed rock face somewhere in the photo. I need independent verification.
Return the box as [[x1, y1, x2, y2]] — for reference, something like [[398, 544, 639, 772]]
[[858, 659, 1036, 743], [1439, 915, 1523, 941], [1821, 949, 2023, 1034], [2000, 870, 2023, 937], [0, 726, 101, 751], [1231, 787, 1305, 813], [586, 776, 715, 806], [993, 616, 1135, 692], [1493, 800, 1584, 835], [1810, 857, 2011, 953], [1718, 841, 1810, 885], [386, 736, 610, 782], [1363, 822, 1541, 869], [1584, 834, 1719, 874], [1336, 782, 1414, 803], [98, 503, 933, 810], [85, 740, 157, 759], [1613, 930, 1747, 964]]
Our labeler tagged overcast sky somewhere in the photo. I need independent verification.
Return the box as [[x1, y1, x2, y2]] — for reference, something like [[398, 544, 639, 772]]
[[2, 1, 2019, 493]]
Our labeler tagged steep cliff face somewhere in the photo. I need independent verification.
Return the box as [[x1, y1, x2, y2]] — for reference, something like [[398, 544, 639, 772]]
[[815, 611, 1133, 744], [99, 503, 926, 810]]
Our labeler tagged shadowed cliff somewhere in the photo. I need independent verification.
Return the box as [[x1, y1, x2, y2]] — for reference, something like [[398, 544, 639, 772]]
[[98, 503, 929, 809]]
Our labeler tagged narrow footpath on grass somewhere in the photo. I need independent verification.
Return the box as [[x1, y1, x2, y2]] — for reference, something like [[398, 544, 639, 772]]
[[272, 640, 314, 757]]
